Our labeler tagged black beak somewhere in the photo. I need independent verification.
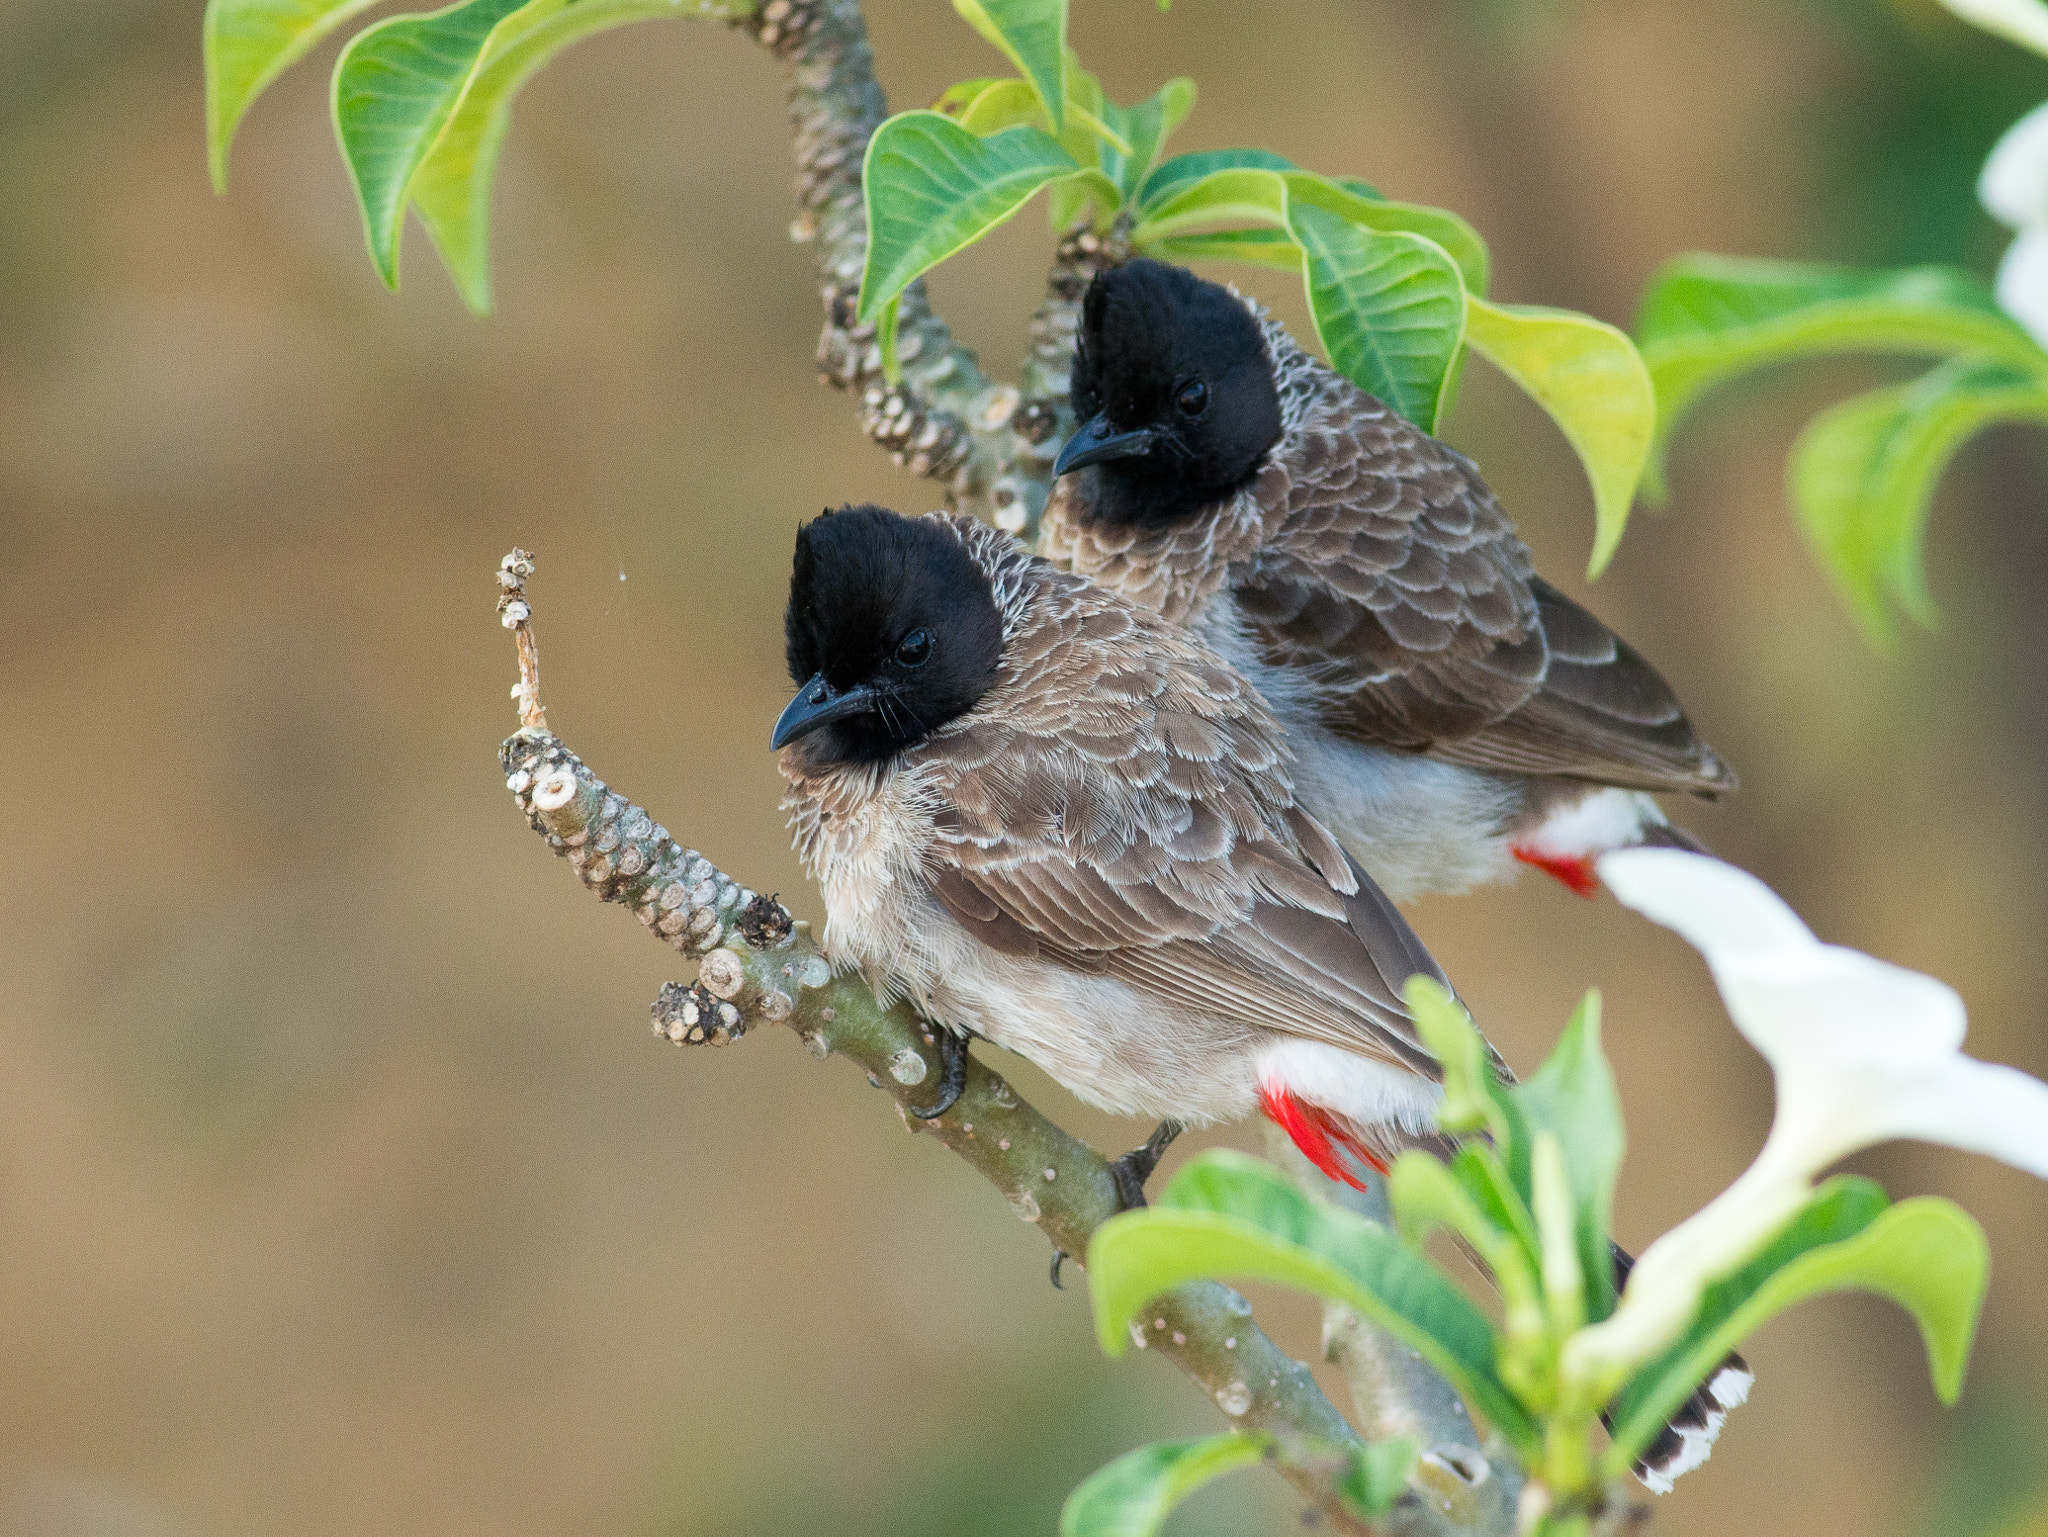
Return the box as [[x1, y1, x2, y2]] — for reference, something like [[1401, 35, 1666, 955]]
[[1053, 413, 1160, 477], [771, 671, 878, 750]]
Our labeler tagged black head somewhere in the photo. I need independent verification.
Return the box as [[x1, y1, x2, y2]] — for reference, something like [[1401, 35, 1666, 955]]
[[774, 505, 1004, 766], [1056, 258, 1283, 527]]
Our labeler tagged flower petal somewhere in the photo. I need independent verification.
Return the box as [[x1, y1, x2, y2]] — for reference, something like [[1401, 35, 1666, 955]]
[[1996, 227, 2048, 350], [1717, 946, 1968, 1065], [1883, 1055, 2048, 1179], [1940, 0, 2048, 62], [1981, 100, 2048, 230], [1598, 849, 1815, 960]]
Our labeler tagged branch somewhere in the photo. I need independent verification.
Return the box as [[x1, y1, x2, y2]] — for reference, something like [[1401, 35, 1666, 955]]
[[494, 554, 1397, 1533], [1266, 1133, 1525, 1537], [735, 0, 1123, 539]]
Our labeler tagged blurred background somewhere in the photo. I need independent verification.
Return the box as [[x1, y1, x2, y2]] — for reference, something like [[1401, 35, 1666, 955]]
[[3, 1, 2046, 1533]]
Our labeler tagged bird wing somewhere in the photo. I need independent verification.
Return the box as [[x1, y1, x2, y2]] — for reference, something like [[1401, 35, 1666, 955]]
[[919, 578, 1450, 1078], [1240, 375, 1730, 795]]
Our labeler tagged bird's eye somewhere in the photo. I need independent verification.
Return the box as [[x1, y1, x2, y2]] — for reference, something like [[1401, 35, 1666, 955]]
[[1175, 379, 1209, 416], [896, 628, 933, 667]]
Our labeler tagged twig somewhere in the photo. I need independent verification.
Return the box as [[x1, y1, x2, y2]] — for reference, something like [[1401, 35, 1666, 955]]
[[497, 557, 1392, 1534], [734, 0, 1113, 539], [497, 549, 546, 732]]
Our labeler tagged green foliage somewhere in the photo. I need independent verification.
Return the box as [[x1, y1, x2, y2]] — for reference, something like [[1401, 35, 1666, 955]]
[[206, 0, 738, 313], [1059, 1434, 1271, 1537], [331, 0, 532, 291], [1514, 991, 1622, 1323], [1790, 359, 2048, 640], [208, 0, 1662, 573], [1089, 1149, 1542, 1456], [1287, 202, 1466, 431], [410, 0, 698, 313], [951, 0, 1067, 131], [1465, 301, 1653, 578], [1635, 253, 2048, 638], [855, 113, 1111, 355], [204, 0, 391, 191], [1058, 1430, 1415, 1537], [1082, 981, 1992, 1515]]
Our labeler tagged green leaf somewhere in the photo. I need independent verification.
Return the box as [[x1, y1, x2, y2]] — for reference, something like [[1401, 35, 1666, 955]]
[[1448, 1143, 1541, 1271], [1288, 200, 1466, 431], [1530, 1132, 1586, 1338], [1059, 1433, 1272, 1537], [1134, 147, 1294, 214], [952, 0, 1066, 130], [1404, 978, 1525, 1157], [1514, 990, 1623, 1322], [1390, 1150, 1545, 1352], [1133, 169, 1486, 298], [857, 112, 1081, 328], [406, 0, 704, 314], [1095, 77, 1195, 202], [1335, 1437, 1421, 1520], [1043, 54, 1121, 229], [1390, 1151, 1527, 1284], [1284, 174, 1488, 298], [1790, 358, 2048, 642], [1146, 227, 1302, 272], [205, 0, 392, 191], [931, 76, 1011, 119], [1465, 299, 1654, 578], [936, 77, 1045, 136], [332, 0, 528, 289], [1090, 1149, 1541, 1456], [1603, 1180, 1988, 1474], [1634, 254, 2044, 492]]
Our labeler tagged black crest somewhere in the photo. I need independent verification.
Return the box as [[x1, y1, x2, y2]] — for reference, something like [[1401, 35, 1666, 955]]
[[1066, 258, 1283, 526], [781, 505, 1004, 764]]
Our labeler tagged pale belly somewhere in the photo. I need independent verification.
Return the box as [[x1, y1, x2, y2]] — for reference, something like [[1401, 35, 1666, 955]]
[[1192, 600, 1658, 902], [822, 883, 1439, 1138], [825, 888, 1268, 1125]]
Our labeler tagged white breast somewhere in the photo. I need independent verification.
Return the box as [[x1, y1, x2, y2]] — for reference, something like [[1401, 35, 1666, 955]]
[[1189, 598, 1527, 901]]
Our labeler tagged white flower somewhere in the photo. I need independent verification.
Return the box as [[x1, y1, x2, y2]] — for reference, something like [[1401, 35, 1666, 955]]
[[1939, 0, 2048, 61], [1562, 849, 2048, 1381], [1981, 101, 2048, 347]]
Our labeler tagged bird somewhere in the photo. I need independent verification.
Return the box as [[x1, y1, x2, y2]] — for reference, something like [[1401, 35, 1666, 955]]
[[770, 503, 1747, 1489], [1041, 257, 1734, 904], [774, 501, 1455, 1200]]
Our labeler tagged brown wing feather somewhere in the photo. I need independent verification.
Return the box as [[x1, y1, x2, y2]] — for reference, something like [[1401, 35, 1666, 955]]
[[918, 561, 1448, 1073], [1244, 345, 1730, 795]]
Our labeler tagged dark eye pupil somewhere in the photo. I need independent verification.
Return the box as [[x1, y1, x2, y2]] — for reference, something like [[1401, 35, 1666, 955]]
[[897, 628, 932, 666], [1177, 380, 1208, 415]]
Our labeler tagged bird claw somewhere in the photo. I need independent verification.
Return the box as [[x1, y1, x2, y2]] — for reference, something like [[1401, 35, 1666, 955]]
[[1049, 1249, 1068, 1289], [907, 1026, 967, 1119], [1108, 1118, 1184, 1211]]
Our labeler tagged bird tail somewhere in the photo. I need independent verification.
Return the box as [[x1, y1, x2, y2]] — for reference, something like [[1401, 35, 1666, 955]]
[[1258, 1082, 1387, 1190], [1610, 1242, 1753, 1491]]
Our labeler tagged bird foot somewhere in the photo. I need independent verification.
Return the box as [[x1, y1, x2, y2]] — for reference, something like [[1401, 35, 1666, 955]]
[[1108, 1119, 1185, 1211], [906, 1027, 967, 1119]]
